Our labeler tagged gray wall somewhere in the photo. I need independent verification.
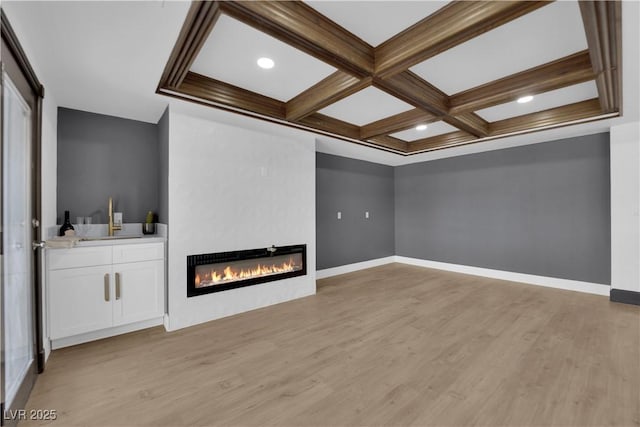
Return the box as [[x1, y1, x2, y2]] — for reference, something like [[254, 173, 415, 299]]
[[57, 108, 159, 224], [395, 133, 611, 285], [157, 107, 169, 224], [316, 153, 395, 270]]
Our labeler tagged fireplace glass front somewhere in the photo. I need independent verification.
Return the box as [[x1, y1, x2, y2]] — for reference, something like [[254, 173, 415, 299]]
[[187, 244, 306, 297]]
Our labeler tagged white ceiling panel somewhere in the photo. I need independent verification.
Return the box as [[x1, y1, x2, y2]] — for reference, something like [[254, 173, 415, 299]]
[[191, 14, 336, 102], [476, 81, 599, 122], [2, 0, 190, 123], [410, 1, 588, 95], [391, 121, 458, 142], [319, 87, 413, 126], [306, 1, 447, 47]]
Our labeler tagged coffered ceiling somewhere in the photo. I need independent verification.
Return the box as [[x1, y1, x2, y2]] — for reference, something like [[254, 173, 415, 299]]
[[158, 1, 620, 156]]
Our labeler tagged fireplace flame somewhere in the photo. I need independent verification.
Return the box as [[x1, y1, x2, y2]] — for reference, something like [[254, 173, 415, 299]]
[[195, 257, 298, 287]]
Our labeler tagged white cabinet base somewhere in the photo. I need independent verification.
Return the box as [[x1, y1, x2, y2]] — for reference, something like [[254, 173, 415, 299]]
[[47, 242, 166, 349], [51, 317, 164, 350]]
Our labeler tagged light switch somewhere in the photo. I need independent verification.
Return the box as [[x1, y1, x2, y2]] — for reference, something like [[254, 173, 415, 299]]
[[337, 211, 342, 220], [365, 211, 370, 219]]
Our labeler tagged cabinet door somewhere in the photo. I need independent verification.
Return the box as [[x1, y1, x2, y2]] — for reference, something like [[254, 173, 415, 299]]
[[112, 260, 164, 326], [49, 265, 113, 339]]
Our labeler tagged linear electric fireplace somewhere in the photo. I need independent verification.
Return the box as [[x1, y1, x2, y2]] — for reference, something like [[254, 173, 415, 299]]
[[187, 244, 306, 297]]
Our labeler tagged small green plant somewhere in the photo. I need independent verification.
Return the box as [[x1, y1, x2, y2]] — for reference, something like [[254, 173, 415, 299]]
[[145, 210, 155, 224]]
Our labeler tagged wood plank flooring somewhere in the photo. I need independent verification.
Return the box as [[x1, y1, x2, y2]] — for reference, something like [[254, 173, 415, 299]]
[[21, 263, 640, 426]]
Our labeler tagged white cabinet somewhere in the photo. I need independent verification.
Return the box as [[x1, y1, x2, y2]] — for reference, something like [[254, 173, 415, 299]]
[[49, 265, 113, 339], [113, 260, 164, 326], [47, 242, 165, 347]]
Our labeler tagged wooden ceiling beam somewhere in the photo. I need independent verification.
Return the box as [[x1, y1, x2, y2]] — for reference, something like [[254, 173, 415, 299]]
[[297, 114, 407, 152], [444, 113, 490, 138], [489, 98, 603, 136], [579, 1, 622, 113], [286, 72, 371, 121], [360, 108, 440, 140], [158, 1, 613, 156], [366, 136, 409, 153], [297, 113, 361, 140], [407, 131, 477, 153], [178, 73, 408, 153], [375, 71, 489, 137], [180, 72, 286, 119], [159, 1, 221, 89], [449, 50, 596, 115], [375, 1, 550, 79], [158, 88, 404, 154], [219, 1, 374, 78], [408, 99, 605, 153], [374, 71, 448, 116]]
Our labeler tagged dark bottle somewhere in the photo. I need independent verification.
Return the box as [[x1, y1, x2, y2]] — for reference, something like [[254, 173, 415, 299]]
[[59, 210, 75, 236]]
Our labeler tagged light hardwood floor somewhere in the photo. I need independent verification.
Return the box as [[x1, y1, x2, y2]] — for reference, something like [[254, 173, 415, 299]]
[[22, 263, 640, 427]]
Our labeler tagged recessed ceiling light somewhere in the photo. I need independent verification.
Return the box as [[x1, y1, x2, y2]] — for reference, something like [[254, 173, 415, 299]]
[[416, 124, 428, 131], [257, 57, 274, 69], [517, 95, 534, 104]]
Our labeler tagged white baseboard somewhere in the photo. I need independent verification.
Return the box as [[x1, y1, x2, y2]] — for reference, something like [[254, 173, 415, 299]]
[[394, 256, 610, 296], [316, 256, 395, 279], [51, 317, 164, 350]]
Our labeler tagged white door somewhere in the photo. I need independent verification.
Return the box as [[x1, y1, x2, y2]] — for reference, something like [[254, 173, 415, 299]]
[[2, 72, 35, 409]]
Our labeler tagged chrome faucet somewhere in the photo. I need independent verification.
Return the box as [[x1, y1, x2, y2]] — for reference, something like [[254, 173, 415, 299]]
[[108, 197, 121, 236]]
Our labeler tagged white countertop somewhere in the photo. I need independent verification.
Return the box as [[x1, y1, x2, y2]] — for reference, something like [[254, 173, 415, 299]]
[[46, 223, 167, 249], [75, 236, 166, 247]]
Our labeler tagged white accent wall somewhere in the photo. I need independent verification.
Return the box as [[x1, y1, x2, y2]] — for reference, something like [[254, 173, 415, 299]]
[[166, 110, 316, 331], [611, 121, 640, 293]]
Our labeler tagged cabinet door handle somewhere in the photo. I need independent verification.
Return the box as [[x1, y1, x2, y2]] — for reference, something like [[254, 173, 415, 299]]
[[104, 273, 110, 302], [115, 272, 121, 300]]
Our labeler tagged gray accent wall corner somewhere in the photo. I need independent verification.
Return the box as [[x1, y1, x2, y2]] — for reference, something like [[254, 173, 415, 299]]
[[395, 133, 611, 285], [316, 153, 395, 270], [57, 108, 160, 224], [157, 107, 169, 224]]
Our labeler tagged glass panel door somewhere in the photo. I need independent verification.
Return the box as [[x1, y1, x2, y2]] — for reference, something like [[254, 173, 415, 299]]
[[2, 72, 34, 409]]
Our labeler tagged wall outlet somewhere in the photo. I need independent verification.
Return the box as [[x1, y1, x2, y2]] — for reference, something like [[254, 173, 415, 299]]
[[114, 212, 123, 226], [337, 211, 342, 220], [365, 211, 370, 219]]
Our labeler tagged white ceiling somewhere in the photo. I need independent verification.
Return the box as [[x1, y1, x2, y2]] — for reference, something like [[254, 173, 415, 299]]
[[2, 0, 189, 123], [410, 1, 588, 95], [318, 87, 413, 125], [2, 0, 638, 166], [191, 14, 336, 102], [476, 81, 599, 122], [391, 121, 458, 142], [305, 1, 446, 47]]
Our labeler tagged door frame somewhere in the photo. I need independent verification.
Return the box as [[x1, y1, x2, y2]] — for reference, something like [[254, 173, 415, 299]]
[[0, 8, 44, 421]]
